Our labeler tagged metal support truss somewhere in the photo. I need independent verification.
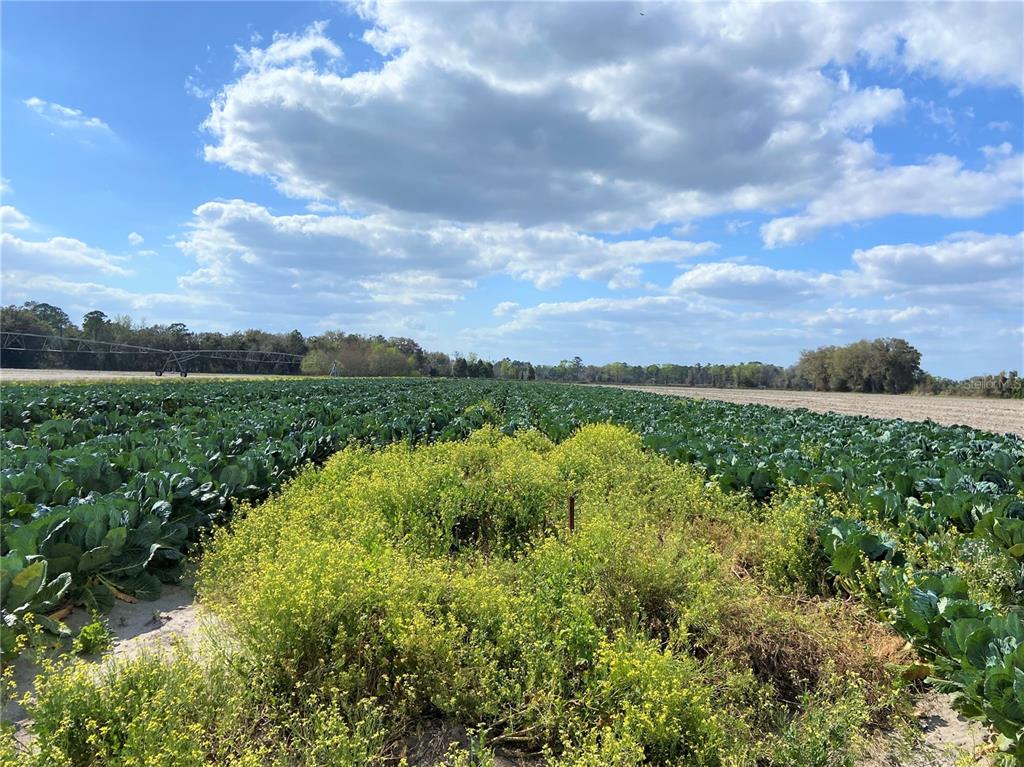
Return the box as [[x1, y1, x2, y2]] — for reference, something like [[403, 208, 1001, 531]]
[[0, 332, 303, 377]]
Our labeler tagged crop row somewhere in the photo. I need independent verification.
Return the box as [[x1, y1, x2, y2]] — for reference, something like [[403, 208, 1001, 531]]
[[2, 378, 1022, 750]]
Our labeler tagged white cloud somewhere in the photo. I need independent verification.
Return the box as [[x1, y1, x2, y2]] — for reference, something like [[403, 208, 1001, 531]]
[[0, 271, 219, 327], [800, 305, 941, 327], [670, 262, 837, 303], [1, 205, 31, 231], [0, 178, 11, 196], [494, 301, 519, 317], [487, 295, 705, 335], [981, 141, 1015, 160], [848, 231, 1024, 308], [185, 71, 214, 100], [465, 225, 1023, 372], [24, 97, 112, 133], [6, 3, 1020, 379], [1, 232, 130, 276], [201, 4, 1022, 238], [358, 271, 474, 306], [234, 20, 342, 72], [305, 201, 339, 214], [174, 199, 718, 316], [853, 231, 1023, 286], [128, 231, 145, 246], [761, 150, 1022, 247], [861, 2, 1024, 90], [826, 86, 905, 134], [912, 97, 958, 139]]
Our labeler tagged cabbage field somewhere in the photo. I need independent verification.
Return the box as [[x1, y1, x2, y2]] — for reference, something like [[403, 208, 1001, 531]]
[[2, 378, 1022, 764]]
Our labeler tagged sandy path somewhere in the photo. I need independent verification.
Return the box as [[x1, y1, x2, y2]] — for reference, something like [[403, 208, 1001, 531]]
[[3, 584, 210, 739], [859, 691, 993, 767], [606, 385, 1024, 436]]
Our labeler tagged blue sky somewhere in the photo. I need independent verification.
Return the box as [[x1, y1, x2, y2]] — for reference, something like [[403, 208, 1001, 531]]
[[1, 1, 1022, 377]]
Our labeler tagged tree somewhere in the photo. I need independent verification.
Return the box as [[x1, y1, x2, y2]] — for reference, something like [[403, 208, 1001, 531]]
[[24, 302, 71, 334], [300, 349, 333, 376], [796, 338, 922, 394], [82, 311, 111, 340], [0, 305, 58, 367], [283, 330, 307, 357], [571, 356, 584, 381]]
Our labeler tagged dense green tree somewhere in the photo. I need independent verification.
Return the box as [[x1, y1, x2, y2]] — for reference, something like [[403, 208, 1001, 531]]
[[795, 338, 923, 394], [24, 301, 71, 334], [82, 311, 111, 340]]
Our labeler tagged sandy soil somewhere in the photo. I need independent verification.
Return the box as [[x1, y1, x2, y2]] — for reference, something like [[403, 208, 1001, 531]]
[[859, 691, 994, 767], [3, 584, 210, 738], [607, 385, 1024, 436], [0, 368, 290, 383]]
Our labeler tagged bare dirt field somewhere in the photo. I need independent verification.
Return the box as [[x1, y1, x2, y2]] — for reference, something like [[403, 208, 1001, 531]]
[[0, 368, 288, 383], [607, 385, 1024, 436]]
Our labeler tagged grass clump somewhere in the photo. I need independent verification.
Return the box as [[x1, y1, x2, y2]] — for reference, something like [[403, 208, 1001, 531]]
[[11, 425, 905, 765]]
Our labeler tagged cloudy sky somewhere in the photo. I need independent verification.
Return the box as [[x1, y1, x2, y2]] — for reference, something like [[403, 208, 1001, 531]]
[[1, 1, 1022, 377]]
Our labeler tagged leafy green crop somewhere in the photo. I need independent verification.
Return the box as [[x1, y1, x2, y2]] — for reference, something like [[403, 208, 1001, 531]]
[[1, 553, 72, 656], [2, 378, 1022, 751]]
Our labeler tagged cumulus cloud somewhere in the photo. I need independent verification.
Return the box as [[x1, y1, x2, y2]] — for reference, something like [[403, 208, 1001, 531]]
[[7, 2, 1021, 378], [1, 205, 31, 231], [846, 231, 1024, 310], [484, 295, 714, 339], [0, 271, 221, 330], [200, 3, 1022, 237], [761, 150, 1022, 247], [466, 292, 804, 364], [670, 262, 837, 303], [859, 2, 1024, 90], [465, 225, 1022, 372], [357, 272, 474, 306], [1, 232, 130, 276], [826, 86, 906, 134], [128, 231, 145, 246], [800, 306, 941, 327], [24, 97, 112, 133], [493, 301, 519, 317], [852, 231, 1023, 287], [174, 199, 717, 313], [234, 20, 342, 72]]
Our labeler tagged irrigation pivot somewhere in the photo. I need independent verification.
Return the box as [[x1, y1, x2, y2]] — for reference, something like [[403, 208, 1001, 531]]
[[0, 331, 303, 376]]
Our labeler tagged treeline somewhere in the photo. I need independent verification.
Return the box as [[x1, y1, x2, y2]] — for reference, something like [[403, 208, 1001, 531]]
[[299, 332, 532, 379], [1, 301, 1017, 396], [532, 357, 797, 388], [0, 302, 522, 379], [915, 371, 1024, 398], [793, 340, 1023, 397], [0, 303, 307, 374]]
